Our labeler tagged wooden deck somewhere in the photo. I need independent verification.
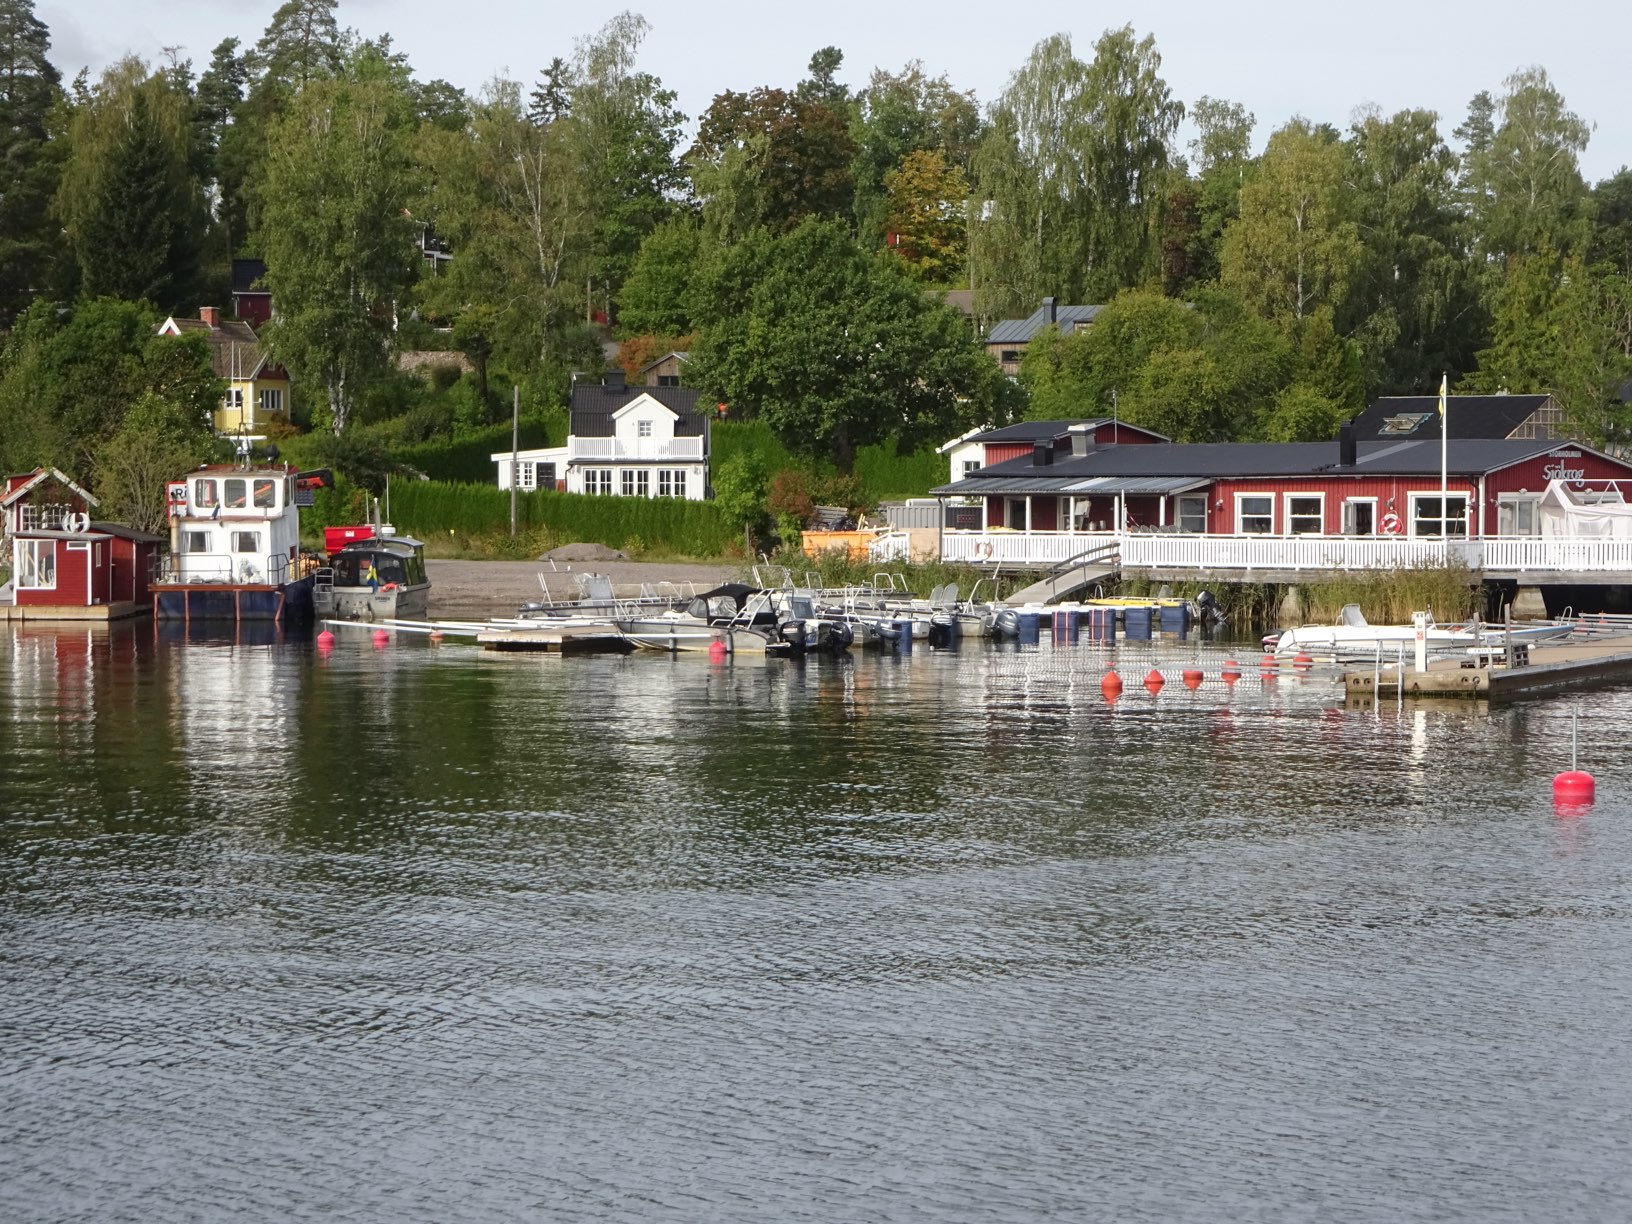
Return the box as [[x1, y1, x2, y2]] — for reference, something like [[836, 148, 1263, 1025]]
[[1344, 635, 1632, 701], [476, 627, 633, 655]]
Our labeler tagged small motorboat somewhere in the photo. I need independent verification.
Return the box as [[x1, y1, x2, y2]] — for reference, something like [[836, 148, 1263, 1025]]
[[1267, 603, 1572, 661]]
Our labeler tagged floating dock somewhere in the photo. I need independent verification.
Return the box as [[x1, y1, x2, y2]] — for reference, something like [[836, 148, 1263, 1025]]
[[1345, 636, 1632, 701], [475, 627, 632, 655]]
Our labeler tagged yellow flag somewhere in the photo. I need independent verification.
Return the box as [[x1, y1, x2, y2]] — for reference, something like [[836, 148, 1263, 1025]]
[[1438, 373, 1448, 417]]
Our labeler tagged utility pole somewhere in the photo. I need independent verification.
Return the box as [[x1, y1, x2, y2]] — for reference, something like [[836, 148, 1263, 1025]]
[[510, 384, 519, 537]]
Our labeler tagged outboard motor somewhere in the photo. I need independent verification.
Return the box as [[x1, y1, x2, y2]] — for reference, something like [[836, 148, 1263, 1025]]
[[1194, 588, 1223, 625], [928, 612, 957, 649], [987, 608, 1020, 640], [778, 620, 808, 654]]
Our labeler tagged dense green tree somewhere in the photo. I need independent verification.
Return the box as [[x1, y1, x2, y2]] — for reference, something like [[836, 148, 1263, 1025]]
[[1461, 252, 1632, 443], [566, 12, 686, 317], [0, 0, 65, 324], [690, 86, 855, 237], [92, 390, 218, 531], [796, 46, 849, 108], [616, 217, 703, 336], [415, 76, 591, 382], [690, 219, 1012, 469], [1457, 68, 1591, 263], [251, 0, 344, 94], [1588, 169, 1632, 278], [1344, 107, 1482, 392], [850, 60, 980, 248], [56, 59, 205, 309], [0, 297, 220, 478], [257, 54, 417, 433], [969, 26, 1182, 315], [1220, 118, 1360, 325], [881, 149, 967, 283], [1165, 96, 1255, 294], [527, 56, 571, 124]]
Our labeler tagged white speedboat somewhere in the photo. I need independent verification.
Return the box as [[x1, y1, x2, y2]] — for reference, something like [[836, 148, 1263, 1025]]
[[1268, 604, 1571, 661]]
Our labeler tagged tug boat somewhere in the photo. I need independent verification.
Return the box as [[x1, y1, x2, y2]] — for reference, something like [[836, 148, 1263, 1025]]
[[150, 465, 317, 622]]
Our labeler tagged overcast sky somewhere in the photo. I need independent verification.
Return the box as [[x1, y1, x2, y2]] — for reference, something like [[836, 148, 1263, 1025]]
[[37, 0, 1632, 182]]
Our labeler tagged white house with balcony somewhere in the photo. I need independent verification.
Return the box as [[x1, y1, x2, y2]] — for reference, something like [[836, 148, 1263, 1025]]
[[492, 371, 711, 500]]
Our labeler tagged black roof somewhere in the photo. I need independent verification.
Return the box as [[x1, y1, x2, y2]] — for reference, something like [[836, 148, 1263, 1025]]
[[971, 418, 1168, 444], [569, 380, 707, 438], [1349, 394, 1555, 441], [231, 258, 268, 294], [933, 438, 1601, 493]]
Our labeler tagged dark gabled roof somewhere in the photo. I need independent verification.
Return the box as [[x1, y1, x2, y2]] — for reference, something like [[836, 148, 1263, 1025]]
[[971, 418, 1168, 444], [1350, 394, 1555, 441], [568, 382, 708, 437], [231, 258, 268, 294], [930, 438, 1605, 494], [985, 302, 1106, 344]]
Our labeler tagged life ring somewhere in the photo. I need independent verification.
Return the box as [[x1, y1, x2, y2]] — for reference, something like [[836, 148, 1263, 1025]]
[[973, 540, 995, 561], [1380, 511, 1402, 535]]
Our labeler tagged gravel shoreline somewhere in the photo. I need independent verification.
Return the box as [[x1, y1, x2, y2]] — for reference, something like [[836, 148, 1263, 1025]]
[[425, 557, 743, 620]]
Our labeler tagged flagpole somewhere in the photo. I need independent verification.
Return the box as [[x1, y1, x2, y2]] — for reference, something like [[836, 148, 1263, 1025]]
[[1440, 373, 1449, 551]]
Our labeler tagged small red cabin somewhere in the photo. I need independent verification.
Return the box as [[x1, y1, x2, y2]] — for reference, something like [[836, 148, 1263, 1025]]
[[9, 524, 162, 618]]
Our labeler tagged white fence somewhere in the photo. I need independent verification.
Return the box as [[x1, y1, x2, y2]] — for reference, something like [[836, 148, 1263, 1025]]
[[941, 530, 1632, 575], [568, 437, 705, 461]]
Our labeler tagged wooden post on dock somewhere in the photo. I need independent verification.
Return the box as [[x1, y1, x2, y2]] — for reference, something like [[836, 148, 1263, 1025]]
[[509, 385, 519, 537]]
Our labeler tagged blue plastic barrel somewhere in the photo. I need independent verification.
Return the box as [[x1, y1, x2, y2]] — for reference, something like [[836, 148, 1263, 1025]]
[[1016, 611, 1041, 645], [894, 619, 914, 652], [1159, 604, 1189, 633], [1123, 606, 1153, 640]]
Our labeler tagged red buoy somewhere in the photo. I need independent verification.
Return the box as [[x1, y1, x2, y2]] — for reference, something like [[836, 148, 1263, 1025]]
[[1554, 770, 1596, 809], [1182, 668, 1203, 689], [1260, 653, 1277, 671], [429, 630, 444, 645], [1144, 668, 1165, 693], [1293, 652, 1314, 671], [316, 629, 335, 651], [708, 639, 727, 662], [1221, 660, 1241, 683], [371, 628, 389, 649], [1101, 670, 1123, 699]]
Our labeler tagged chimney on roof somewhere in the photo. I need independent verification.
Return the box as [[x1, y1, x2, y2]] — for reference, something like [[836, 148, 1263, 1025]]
[[1043, 296, 1057, 324], [1338, 419, 1357, 468], [199, 306, 220, 328], [1033, 440, 1053, 467], [604, 368, 626, 392], [1069, 423, 1095, 458]]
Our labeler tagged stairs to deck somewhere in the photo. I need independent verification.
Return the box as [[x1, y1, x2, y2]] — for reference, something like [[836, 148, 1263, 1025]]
[[1004, 543, 1122, 605]]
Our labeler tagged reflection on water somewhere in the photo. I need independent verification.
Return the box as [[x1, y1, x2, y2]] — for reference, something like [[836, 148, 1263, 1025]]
[[4, 622, 1632, 1223]]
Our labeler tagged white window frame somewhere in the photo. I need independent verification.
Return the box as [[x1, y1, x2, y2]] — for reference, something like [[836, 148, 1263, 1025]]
[[586, 469, 612, 495], [259, 387, 283, 415], [1175, 494, 1207, 533], [634, 469, 649, 497], [1409, 492, 1469, 538], [672, 469, 687, 499], [658, 470, 673, 497], [962, 458, 981, 478], [1235, 493, 1274, 535], [16, 538, 55, 589], [185, 531, 210, 553], [1005, 497, 1029, 531], [1341, 497, 1377, 536], [637, 420, 653, 438], [517, 461, 537, 491], [621, 469, 636, 496], [1496, 494, 1540, 536], [231, 530, 260, 554], [1285, 493, 1324, 535]]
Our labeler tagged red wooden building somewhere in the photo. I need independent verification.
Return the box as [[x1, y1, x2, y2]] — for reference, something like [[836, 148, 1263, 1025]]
[[933, 433, 1632, 541], [6, 523, 162, 620]]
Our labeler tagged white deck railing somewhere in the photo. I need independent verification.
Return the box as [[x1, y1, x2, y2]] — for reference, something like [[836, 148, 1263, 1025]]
[[941, 530, 1632, 574], [568, 437, 704, 461]]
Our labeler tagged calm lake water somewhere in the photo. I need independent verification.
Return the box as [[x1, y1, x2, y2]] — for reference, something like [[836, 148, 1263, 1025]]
[[3, 621, 1631, 1223]]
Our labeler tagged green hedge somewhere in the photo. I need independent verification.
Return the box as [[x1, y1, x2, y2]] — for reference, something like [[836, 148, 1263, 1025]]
[[391, 480, 732, 554], [397, 417, 558, 484]]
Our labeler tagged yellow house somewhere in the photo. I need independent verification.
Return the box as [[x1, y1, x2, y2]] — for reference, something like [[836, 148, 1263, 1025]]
[[156, 307, 291, 436]]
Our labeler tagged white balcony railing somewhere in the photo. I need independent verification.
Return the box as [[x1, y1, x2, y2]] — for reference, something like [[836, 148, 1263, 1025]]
[[940, 530, 1632, 574], [568, 437, 704, 461]]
